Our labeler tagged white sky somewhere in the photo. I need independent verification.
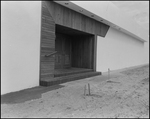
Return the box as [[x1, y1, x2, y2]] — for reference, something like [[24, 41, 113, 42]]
[[112, 1, 149, 34]]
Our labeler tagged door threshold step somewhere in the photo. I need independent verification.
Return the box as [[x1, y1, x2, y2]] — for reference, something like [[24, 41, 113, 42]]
[[54, 68, 93, 77], [40, 71, 101, 86]]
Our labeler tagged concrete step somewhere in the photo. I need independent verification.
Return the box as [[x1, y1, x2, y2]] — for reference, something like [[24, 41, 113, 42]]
[[40, 71, 101, 86], [54, 68, 93, 77]]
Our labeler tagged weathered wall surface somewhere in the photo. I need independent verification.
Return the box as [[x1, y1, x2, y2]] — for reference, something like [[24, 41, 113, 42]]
[[96, 27, 148, 72], [1, 1, 41, 94]]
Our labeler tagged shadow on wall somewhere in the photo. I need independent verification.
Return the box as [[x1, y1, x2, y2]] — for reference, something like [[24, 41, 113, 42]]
[[1, 85, 64, 104]]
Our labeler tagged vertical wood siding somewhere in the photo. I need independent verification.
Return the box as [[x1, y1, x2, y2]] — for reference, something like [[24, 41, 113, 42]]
[[40, 1, 55, 81], [71, 35, 94, 69], [40, 1, 109, 82]]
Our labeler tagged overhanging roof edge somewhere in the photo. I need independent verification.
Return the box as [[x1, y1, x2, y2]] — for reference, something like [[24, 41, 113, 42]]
[[54, 1, 148, 42]]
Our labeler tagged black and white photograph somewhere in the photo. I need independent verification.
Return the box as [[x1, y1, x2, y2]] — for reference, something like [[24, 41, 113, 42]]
[[1, 1, 149, 118]]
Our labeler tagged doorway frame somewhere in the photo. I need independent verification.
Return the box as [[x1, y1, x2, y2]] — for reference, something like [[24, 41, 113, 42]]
[[54, 27, 97, 71]]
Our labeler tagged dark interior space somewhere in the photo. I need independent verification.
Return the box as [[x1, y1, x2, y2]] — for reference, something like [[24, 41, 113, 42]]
[[55, 24, 94, 70]]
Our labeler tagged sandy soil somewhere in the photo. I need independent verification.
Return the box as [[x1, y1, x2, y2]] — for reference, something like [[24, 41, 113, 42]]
[[1, 65, 149, 118]]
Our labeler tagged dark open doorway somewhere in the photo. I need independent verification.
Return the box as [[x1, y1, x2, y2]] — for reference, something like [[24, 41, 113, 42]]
[[55, 24, 95, 70]]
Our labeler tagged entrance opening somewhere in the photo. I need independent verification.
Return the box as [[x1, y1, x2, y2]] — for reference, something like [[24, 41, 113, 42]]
[[55, 24, 94, 70]]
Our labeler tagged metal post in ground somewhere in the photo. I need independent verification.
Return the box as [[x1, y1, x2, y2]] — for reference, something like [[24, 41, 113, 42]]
[[88, 83, 91, 96], [84, 85, 86, 96], [108, 68, 110, 80]]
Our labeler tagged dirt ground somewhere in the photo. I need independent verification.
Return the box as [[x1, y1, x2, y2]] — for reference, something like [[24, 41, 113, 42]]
[[1, 64, 149, 118]]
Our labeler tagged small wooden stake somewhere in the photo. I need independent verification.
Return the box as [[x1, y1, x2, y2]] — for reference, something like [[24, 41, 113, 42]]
[[84, 85, 86, 96], [88, 83, 91, 96], [108, 68, 110, 80]]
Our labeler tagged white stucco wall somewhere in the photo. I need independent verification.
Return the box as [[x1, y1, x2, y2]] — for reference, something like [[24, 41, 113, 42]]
[[1, 1, 41, 95], [96, 27, 148, 72], [144, 39, 149, 63]]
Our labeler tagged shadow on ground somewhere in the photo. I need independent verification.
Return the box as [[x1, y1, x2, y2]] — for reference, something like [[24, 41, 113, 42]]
[[1, 85, 64, 104]]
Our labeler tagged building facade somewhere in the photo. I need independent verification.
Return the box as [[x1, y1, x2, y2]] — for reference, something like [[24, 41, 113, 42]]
[[1, 1, 149, 95]]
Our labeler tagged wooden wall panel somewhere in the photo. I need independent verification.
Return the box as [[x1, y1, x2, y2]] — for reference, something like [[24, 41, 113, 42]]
[[46, 1, 110, 37], [71, 35, 94, 69], [93, 35, 97, 71], [63, 7, 70, 27], [40, 1, 56, 81], [40, 1, 109, 82]]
